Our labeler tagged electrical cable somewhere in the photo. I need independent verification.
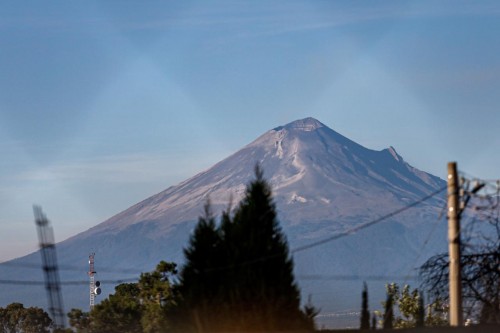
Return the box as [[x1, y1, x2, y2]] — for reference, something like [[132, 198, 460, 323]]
[[297, 274, 419, 281], [291, 186, 447, 254], [201, 185, 447, 273], [0, 278, 137, 286], [400, 200, 447, 285], [0, 261, 145, 275]]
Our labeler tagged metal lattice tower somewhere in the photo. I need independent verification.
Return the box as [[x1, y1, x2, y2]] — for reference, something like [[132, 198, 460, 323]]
[[34, 206, 66, 329], [89, 253, 96, 310]]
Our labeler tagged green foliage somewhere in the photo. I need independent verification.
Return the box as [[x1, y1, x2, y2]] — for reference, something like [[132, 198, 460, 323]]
[[53, 329, 73, 333], [138, 261, 177, 333], [174, 166, 316, 332], [382, 283, 420, 328], [90, 283, 143, 333], [378, 283, 447, 329], [0, 303, 52, 333], [87, 261, 177, 333], [424, 297, 448, 327], [67, 309, 90, 333], [395, 284, 420, 328]]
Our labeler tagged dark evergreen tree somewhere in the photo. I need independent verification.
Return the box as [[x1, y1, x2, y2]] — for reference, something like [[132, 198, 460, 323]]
[[175, 166, 314, 332], [223, 166, 306, 331], [174, 202, 224, 332], [360, 282, 370, 330], [383, 293, 394, 329], [371, 312, 377, 330], [416, 292, 425, 328]]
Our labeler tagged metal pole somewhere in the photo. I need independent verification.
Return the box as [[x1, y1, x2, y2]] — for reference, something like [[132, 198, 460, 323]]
[[89, 253, 96, 310], [447, 162, 463, 326]]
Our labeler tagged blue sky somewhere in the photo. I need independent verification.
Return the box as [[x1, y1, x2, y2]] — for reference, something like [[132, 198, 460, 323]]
[[1, 0, 500, 261]]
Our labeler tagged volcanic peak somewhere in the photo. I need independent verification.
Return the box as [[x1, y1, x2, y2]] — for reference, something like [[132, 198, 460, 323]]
[[386, 146, 402, 162], [273, 117, 324, 132]]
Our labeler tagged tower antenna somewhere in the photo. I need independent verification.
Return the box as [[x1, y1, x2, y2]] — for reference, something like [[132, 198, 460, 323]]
[[88, 253, 101, 310]]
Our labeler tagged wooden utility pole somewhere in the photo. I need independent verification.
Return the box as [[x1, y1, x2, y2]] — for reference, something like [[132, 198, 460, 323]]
[[447, 162, 463, 326]]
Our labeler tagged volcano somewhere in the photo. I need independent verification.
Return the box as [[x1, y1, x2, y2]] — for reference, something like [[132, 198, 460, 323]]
[[0, 118, 447, 328]]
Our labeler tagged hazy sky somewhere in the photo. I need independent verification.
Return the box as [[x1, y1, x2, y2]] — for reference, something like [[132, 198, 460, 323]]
[[1, 0, 500, 262]]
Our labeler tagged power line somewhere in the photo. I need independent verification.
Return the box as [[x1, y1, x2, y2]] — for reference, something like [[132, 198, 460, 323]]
[[399, 200, 447, 285], [0, 278, 137, 286], [0, 273, 420, 286], [298, 274, 419, 281], [201, 185, 447, 273], [291, 186, 447, 254], [0, 261, 144, 275]]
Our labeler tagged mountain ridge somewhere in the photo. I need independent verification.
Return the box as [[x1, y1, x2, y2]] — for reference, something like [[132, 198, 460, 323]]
[[81, 117, 442, 237]]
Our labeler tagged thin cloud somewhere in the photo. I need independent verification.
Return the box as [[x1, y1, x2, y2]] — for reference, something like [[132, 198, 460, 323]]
[[15, 153, 181, 184], [3, 2, 500, 35]]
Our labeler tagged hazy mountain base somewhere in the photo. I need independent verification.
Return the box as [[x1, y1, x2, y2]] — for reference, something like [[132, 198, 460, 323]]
[[0, 211, 447, 328]]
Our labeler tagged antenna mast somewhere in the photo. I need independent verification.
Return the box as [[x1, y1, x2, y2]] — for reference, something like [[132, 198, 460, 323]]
[[88, 253, 96, 309], [88, 253, 101, 310]]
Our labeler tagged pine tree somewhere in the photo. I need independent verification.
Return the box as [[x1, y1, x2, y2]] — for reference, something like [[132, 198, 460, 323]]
[[371, 312, 377, 330], [175, 166, 314, 332], [360, 282, 370, 330], [223, 166, 305, 331], [174, 202, 223, 332], [416, 292, 425, 328]]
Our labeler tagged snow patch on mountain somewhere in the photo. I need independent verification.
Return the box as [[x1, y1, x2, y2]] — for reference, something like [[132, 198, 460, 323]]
[[320, 197, 331, 204], [274, 117, 325, 131], [290, 193, 308, 203], [275, 130, 285, 159], [387, 146, 401, 161]]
